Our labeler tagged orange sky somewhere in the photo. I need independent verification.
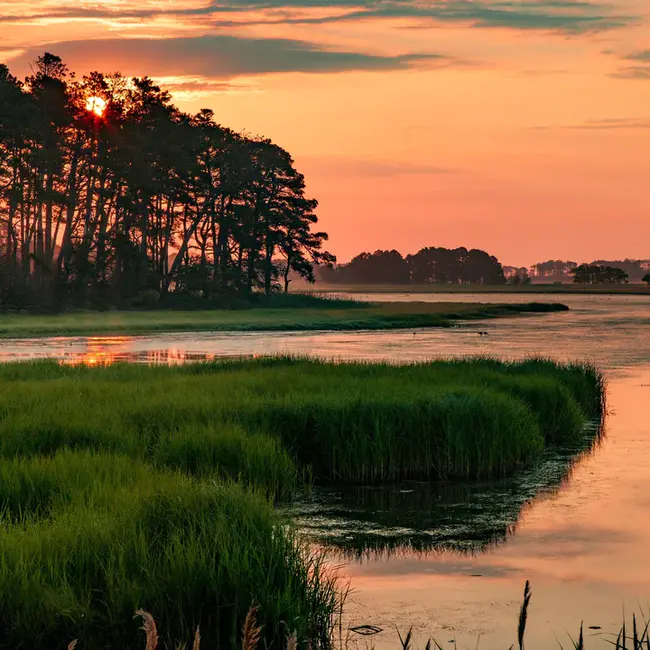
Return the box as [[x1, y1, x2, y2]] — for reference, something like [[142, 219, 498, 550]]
[[1, 0, 649, 265]]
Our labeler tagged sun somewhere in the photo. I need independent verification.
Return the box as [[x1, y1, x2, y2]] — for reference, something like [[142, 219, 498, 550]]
[[85, 96, 106, 118]]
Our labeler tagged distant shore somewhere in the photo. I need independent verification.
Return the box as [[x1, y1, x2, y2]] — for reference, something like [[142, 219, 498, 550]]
[[0, 301, 568, 339], [310, 283, 650, 295]]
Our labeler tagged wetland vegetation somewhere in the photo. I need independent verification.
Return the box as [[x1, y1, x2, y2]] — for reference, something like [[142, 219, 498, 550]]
[[291, 420, 603, 560], [0, 297, 568, 338], [0, 357, 604, 648]]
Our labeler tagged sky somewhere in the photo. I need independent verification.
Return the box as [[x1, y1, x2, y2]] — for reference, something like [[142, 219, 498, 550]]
[[1, 0, 649, 266]]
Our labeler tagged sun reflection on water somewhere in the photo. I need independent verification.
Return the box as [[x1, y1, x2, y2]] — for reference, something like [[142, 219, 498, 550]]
[[56, 337, 219, 366]]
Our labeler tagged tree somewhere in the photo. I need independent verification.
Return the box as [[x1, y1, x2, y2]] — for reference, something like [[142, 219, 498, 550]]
[[0, 55, 334, 310], [530, 260, 576, 283], [333, 250, 410, 284], [508, 268, 531, 285], [407, 247, 505, 285], [643, 273, 650, 286], [320, 246, 508, 285], [591, 259, 650, 283], [571, 264, 628, 284]]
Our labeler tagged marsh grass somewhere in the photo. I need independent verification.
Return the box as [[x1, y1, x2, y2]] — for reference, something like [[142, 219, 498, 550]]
[[0, 301, 568, 338], [0, 357, 604, 485], [0, 357, 605, 649], [0, 452, 340, 649], [106, 582, 648, 650]]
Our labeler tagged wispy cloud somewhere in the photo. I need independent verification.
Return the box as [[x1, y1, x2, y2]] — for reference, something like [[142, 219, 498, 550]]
[[613, 67, 650, 80], [7, 35, 456, 79], [0, 0, 636, 34], [611, 50, 650, 80], [570, 118, 650, 129], [533, 118, 650, 130], [151, 76, 263, 100]]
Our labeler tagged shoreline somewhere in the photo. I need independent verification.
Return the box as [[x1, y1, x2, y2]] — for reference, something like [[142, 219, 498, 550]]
[[0, 302, 568, 340], [310, 283, 650, 295]]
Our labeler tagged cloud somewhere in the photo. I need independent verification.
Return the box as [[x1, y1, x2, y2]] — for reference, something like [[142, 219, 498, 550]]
[[0, 0, 636, 34], [8, 35, 453, 79], [299, 0, 636, 33], [532, 118, 650, 130], [151, 76, 263, 100], [613, 67, 650, 79], [575, 118, 650, 129], [611, 50, 650, 80], [626, 50, 650, 62]]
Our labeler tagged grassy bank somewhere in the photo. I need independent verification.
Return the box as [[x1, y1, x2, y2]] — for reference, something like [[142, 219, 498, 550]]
[[0, 358, 604, 648], [0, 300, 568, 338], [312, 282, 650, 295], [0, 357, 603, 484], [0, 452, 339, 650]]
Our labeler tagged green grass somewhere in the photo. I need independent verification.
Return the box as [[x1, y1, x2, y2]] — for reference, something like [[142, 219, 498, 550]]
[[0, 300, 569, 338], [0, 451, 339, 650], [0, 357, 605, 649], [0, 357, 603, 484]]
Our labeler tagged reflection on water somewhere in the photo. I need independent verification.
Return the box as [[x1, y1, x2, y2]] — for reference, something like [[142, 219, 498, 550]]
[[1, 293, 650, 369], [7, 335, 228, 366], [290, 424, 602, 562]]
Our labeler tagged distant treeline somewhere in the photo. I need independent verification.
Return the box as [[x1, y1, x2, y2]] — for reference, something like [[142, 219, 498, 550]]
[[317, 252, 650, 286], [570, 264, 629, 284], [317, 247, 507, 285], [0, 54, 334, 312], [527, 259, 650, 283]]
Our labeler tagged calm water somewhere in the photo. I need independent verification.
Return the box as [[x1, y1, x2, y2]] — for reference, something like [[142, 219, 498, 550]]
[[2, 293, 650, 648]]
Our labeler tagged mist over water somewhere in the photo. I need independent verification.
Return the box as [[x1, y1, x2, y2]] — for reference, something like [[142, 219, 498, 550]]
[[1, 292, 649, 648]]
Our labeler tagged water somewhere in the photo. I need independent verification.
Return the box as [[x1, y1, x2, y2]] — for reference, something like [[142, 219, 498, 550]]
[[2, 292, 650, 648]]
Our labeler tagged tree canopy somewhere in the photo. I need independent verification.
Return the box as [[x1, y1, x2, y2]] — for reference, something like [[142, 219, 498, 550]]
[[570, 264, 629, 284], [319, 247, 506, 285], [0, 54, 334, 311]]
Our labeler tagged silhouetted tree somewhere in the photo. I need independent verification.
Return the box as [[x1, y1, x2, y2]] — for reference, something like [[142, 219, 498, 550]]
[[571, 264, 628, 284], [407, 247, 505, 285], [319, 246, 507, 285], [332, 250, 410, 284], [508, 268, 531, 285], [529, 260, 577, 283], [0, 55, 334, 311], [590, 259, 650, 283]]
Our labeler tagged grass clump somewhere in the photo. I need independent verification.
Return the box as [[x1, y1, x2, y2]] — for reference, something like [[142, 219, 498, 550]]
[[0, 357, 604, 484], [153, 424, 298, 494], [233, 388, 544, 482], [0, 451, 338, 650]]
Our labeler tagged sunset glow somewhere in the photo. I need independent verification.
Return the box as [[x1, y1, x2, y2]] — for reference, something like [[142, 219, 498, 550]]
[[1, 0, 649, 265], [85, 96, 106, 118]]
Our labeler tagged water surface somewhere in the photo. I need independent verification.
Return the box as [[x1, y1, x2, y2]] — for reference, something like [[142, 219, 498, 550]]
[[1, 292, 649, 648]]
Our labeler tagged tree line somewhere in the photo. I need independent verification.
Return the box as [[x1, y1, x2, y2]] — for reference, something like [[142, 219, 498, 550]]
[[0, 54, 334, 311], [531, 259, 650, 283], [318, 247, 507, 285], [317, 251, 645, 286], [570, 264, 629, 284]]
